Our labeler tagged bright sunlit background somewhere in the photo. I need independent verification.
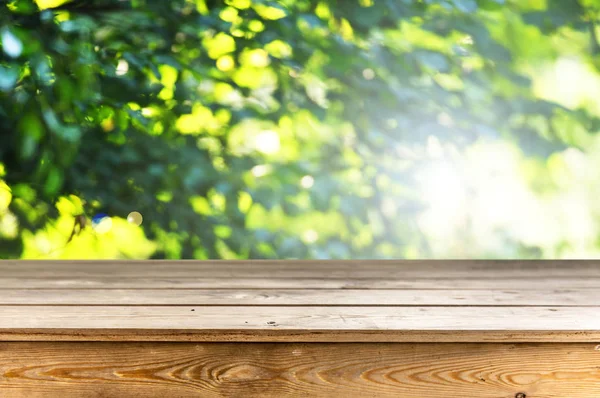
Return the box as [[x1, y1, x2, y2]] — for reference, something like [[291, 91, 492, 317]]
[[414, 55, 600, 258], [2, 0, 600, 259]]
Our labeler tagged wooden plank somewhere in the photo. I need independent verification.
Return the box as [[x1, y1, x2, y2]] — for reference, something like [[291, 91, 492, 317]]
[[0, 306, 599, 342], [0, 276, 598, 289], [1, 342, 599, 397], [2, 259, 600, 278], [6, 306, 598, 331], [0, 288, 596, 306], [3, 260, 598, 289]]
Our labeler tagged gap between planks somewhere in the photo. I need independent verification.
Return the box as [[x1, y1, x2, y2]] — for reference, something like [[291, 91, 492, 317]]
[[5, 304, 600, 308], [0, 329, 599, 342]]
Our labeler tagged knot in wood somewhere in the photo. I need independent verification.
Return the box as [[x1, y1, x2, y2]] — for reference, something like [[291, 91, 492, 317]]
[[515, 393, 526, 398]]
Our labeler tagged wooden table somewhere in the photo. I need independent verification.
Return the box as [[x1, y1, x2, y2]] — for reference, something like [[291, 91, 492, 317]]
[[0, 260, 599, 397]]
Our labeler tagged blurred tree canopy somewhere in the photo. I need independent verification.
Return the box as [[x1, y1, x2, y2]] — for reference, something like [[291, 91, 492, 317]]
[[2, 0, 600, 259]]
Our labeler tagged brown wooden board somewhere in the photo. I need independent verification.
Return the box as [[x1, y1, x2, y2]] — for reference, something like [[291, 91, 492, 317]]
[[1, 260, 599, 395], [1, 342, 599, 397]]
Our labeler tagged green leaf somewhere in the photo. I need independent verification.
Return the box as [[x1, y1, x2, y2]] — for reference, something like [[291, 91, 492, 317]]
[[7, 0, 38, 14], [478, 0, 505, 10], [44, 167, 63, 196]]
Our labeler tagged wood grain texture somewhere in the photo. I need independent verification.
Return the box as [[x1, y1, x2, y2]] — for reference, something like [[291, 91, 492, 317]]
[[2, 276, 600, 289], [0, 306, 599, 342], [2, 305, 598, 330], [1, 342, 600, 397], [2, 260, 599, 290], [1, 260, 599, 395], [0, 288, 595, 306]]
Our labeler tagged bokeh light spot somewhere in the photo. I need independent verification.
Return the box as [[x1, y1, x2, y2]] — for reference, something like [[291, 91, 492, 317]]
[[302, 229, 319, 243], [362, 68, 375, 80], [116, 59, 129, 76], [251, 164, 271, 177], [247, 49, 270, 67], [216, 55, 235, 71], [127, 211, 143, 226], [254, 130, 280, 154], [300, 175, 314, 189]]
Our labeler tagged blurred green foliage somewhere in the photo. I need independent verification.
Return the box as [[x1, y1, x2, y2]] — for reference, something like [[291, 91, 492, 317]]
[[2, 0, 600, 259]]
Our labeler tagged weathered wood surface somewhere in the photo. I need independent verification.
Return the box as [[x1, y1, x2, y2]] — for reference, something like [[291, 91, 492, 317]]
[[0, 288, 595, 305], [4, 276, 600, 289], [1, 342, 599, 398], [0, 306, 599, 342], [0, 260, 598, 290], [1, 260, 599, 396], [0, 260, 599, 342]]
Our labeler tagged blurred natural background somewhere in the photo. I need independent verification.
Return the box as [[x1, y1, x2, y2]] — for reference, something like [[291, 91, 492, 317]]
[[1, 0, 600, 259]]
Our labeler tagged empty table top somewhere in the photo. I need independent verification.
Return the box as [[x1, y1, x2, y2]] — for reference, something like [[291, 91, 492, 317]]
[[0, 260, 598, 342]]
